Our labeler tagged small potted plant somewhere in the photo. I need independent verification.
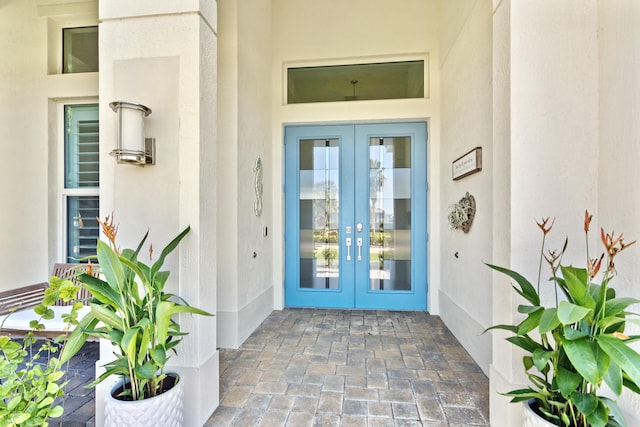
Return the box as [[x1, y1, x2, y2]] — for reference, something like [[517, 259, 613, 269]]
[[486, 211, 640, 427], [60, 215, 212, 427], [1, 277, 84, 426]]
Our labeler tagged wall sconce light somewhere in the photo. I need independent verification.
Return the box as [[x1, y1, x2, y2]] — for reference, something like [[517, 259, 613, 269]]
[[109, 101, 155, 165]]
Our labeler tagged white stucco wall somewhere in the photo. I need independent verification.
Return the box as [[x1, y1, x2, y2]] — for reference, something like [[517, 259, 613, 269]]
[[438, 0, 493, 375], [271, 0, 442, 313], [490, 1, 603, 425], [0, 0, 98, 291], [598, 1, 640, 424], [98, 2, 219, 426], [217, 0, 274, 349]]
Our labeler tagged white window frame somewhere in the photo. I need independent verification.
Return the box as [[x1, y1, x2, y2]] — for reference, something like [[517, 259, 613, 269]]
[[57, 100, 99, 262]]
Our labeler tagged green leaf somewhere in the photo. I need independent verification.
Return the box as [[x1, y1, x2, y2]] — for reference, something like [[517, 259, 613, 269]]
[[47, 370, 64, 382], [556, 366, 581, 398], [150, 346, 167, 366], [7, 395, 21, 411], [38, 396, 54, 408], [604, 361, 623, 396], [572, 391, 597, 416], [485, 263, 540, 306], [557, 301, 591, 325], [90, 303, 124, 330], [122, 327, 140, 360], [539, 308, 560, 333], [13, 413, 31, 424], [151, 226, 191, 278], [601, 397, 625, 427], [60, 315, 99, 364], [134, 361, 157, 379], [585, 400, 608, 427], [560, 266, 594, 308], [518, 304, 540, 314], [506, 335, 543, 354], [564, 338, 601, 385], [46, 382, 60, 394], [79, 274, 122, 308], [48, 405, 64, 418], [564, 326, 588, 340], [532, 348, 553, 372], [503, 388, 546, 403], [604, 297, 640, 318], [518, 308, 543, 335], [597, 334, 640, 388], [96, 240, 127, 294]]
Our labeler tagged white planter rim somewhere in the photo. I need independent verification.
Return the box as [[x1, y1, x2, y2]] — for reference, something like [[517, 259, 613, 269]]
[[107, 372, 180, 403]]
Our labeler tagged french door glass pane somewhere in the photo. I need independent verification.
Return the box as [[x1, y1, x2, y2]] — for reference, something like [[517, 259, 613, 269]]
[[369, 137, 411, 291], [299, 138, 340, 289], [65, 104, 99, 188], [67, 196, 99, 262]]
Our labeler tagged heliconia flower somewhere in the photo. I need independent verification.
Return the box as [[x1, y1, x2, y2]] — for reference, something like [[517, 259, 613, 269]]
[[584, 210, 593, 233], [587, 254, 603, 280], [544, 249, 561, 268], [97, 213, 119, 251], [601, 228, 636, 275], [536, 217, 555, 236], [613, 331, 629, 340], [87, 260, 94, 277]]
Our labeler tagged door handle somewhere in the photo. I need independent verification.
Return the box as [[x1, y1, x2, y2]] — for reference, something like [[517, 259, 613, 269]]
[[357, 238, 363, 261], [346, 237, 352, 261]]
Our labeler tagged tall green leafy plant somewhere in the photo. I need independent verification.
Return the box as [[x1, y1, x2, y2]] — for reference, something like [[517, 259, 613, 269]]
[[486, 212, 640, 427], [60, 216, 212, 401]]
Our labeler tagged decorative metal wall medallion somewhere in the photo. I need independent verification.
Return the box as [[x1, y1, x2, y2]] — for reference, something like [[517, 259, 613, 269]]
[[448, 192, 476, 233]]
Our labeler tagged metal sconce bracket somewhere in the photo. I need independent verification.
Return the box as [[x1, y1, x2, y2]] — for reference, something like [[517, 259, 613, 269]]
[[110, 138, 156, 165]]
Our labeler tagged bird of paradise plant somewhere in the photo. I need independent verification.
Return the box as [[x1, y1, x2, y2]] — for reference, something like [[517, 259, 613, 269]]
[[486, 211, 640, 426], [60, 215, 212, 401]]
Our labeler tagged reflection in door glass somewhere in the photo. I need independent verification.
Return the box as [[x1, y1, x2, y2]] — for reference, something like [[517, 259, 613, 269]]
[[369, 137, 411, 291], [299, 139, 340, 289]]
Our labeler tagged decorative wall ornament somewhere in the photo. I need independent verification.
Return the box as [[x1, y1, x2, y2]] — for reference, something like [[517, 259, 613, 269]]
[[452, 147, 482, 180], [448, 192, 476, 233], [254, 156, 263, 217]]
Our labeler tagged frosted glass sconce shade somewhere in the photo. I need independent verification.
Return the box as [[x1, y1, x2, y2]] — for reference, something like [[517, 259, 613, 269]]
[[109, 101, 155, 165]]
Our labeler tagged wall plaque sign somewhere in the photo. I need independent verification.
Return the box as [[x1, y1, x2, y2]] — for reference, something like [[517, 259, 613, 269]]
[[452, 147, 482, 180]]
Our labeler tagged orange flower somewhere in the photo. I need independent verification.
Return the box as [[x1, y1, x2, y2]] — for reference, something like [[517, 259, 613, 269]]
[[97, 213, 119, 251], [587, 254, 603, 280], [601, 228, 636, 274], [613, 331, 629, 340], [584, 210, 593, 233], [536, 217, 555, 236]]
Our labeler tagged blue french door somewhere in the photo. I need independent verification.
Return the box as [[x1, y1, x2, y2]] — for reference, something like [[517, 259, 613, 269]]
[[285, 123, 427, 310]]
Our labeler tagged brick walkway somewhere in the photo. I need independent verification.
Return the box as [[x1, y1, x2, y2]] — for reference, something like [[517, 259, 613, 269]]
[[55, 309, 489, 426], [54, 341, 99, 427], [206, 308, 489, 426]]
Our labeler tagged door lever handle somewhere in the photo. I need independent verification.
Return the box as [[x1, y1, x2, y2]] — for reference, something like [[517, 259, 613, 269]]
[[346, 237, 352, 261], [357, 238, 363, 261]]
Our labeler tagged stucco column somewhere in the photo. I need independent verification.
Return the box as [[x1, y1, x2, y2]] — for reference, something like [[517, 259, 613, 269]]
[[98, 2, 218, 426], [490, 1, 599, 425]]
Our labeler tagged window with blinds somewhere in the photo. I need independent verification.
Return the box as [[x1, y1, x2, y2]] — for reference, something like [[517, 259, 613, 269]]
[[64, 104, 99, 262]]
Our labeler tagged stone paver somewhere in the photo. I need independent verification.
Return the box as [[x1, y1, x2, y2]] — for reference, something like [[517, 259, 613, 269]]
[[208, 309, 489, 426], [57, 309, 490, 426]]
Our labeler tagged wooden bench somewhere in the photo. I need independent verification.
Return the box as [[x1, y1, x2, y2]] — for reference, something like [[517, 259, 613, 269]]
[[0, 263, 96, 338]]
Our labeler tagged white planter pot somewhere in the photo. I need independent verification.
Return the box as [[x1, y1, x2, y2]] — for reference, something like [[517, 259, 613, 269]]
[[523, 400, 558, 427], [104, 373, 183, 427]]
